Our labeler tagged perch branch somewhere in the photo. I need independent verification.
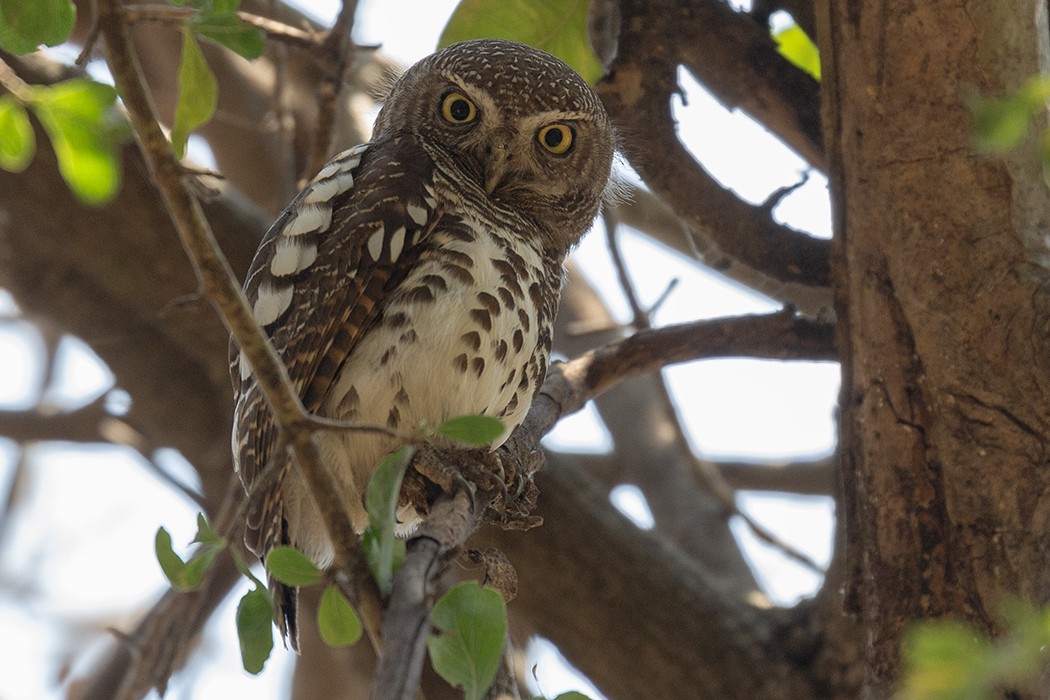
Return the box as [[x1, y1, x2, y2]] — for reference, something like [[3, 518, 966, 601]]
[[536, 310, 836, 435], [95, 0, 383, 656]]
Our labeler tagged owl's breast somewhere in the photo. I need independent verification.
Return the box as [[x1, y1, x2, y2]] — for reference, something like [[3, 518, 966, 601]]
[[323, 212, 556, 447]]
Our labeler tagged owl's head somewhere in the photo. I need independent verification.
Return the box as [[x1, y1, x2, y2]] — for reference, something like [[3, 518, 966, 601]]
[[373, 39, 615, 252]]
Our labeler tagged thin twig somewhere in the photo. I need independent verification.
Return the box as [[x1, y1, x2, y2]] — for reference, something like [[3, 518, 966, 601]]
[[120, 4, 320, 49], [604, 211, 649, 326], [604, 223, 827, 574], [0, 57, 34, 101], [306, 0, 359, 179]]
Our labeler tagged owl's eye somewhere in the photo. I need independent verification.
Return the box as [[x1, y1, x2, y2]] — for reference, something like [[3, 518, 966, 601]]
[[441, 92, 477, 124], [537, 124, 574, 155]]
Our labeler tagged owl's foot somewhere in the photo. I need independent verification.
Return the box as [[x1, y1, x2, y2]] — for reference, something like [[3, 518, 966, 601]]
[[403, 443, 541, 530]]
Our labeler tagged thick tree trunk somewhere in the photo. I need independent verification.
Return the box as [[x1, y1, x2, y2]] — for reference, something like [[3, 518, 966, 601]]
[[819, 0, 1050, 693]]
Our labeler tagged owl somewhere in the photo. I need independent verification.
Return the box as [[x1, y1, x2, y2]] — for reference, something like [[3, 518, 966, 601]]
[[231, 38, 614, 646]]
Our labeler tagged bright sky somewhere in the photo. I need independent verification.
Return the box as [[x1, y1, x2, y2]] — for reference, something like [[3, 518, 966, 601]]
[[0, 2, 836, 699]]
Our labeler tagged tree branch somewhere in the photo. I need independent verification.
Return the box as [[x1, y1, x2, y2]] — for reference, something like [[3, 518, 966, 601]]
[[95, 0, 383, 654], [120, 4, 321, 49], [679, 0, 823, 169], [715, 454, 836, 495], [599, 0, 831, 290], [537, 311, 835, 434]]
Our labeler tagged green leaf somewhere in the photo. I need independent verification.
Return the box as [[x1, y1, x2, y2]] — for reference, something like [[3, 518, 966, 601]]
[[0, 95, 34, 172], [192, 511, 224, 547], [434, 414, 505, 446], [154, 525, 223, 591], [172, 27, 218, 159], [363, 444, 415, 593], [427, 582, 507, 700], [236, 585, 274, 674], [773, 23, 820, 81], [440, 0, 604, 84], [155, 526, 190, 588], [265, 545, 323, 587], [181, 543, 223, 589], [0, 0, 75, 55], [27, 78, 122, 204], [553, 694, 594, 700], [900, 620, 990, 700], [191, 12, 265, 59], [970, 93, 1034, 153], [209, 0, 241, 12], [969, 76, 1050, 154], [317, 584, 363, 647]]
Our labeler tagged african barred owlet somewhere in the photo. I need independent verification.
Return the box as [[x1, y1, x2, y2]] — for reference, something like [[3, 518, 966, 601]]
[[231, 38, 614, 645]]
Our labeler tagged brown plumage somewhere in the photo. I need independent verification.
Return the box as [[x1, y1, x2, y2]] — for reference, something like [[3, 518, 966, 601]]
[[230, 39, 614, 648]]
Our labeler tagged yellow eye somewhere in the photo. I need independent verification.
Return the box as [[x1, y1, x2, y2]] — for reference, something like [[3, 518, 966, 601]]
[[440, 92, 477, 124], [537, 124, 574, 155]]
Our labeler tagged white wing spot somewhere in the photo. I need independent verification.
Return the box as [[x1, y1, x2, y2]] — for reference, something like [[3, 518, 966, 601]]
[[297, 242, 318, 272], [313, 161, 340, 181], [270, 238, 302, 276], [423, 195, 438, 208], [333, 171, 354, 192], [367, 226, 385, 261], [239, 350, 250, 381], [406, 203, 427, 226], [304, 177, 342, 204], [283, 203, 329, 236], [389, 226, 406, 261], [253, 283, 294, 326]]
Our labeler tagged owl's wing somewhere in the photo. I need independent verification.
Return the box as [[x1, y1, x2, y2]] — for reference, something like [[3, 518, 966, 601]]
[[230, 136, 442, 560]]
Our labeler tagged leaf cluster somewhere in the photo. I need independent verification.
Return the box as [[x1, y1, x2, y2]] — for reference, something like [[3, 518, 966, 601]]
[[900, 602, 1050, 700], [153, 415, 521, 698]]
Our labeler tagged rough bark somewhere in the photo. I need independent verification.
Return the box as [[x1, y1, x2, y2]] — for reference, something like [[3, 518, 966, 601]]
[[819, 0, 1050, 693]]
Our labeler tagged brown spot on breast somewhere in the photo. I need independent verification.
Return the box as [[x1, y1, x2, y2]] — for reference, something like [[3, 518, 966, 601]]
[[380, 347, 396, 366], [470, 308, 493, 332], [387, 312, 410, 328], [517, 308, 530, 332], [476, 292, 500, 315], [471, 357, 485, 377], [441, 262, 475, 286], [337, 385, 361, 413], [403, 285, 436, 304], [441, 249, 475, 269], [461, 331, 482, 351], [387, 405, 401, 428], [452, 353, 468, 373], [493, 339, 508, 362], [447, 223, 476, 242], [500, 367, 517, 391], [394, 388, 410, 406], [503, 392, 519, 414], [492, 259, 515, 279], [512, 329, 524, 352], [496, 287, 515, 310], [420, 273, 448, 292], [529, 282, 543, 310], [400, 329, 418, 344]]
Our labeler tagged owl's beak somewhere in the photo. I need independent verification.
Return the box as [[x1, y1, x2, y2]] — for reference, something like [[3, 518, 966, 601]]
[[484, 165, 506, 195], [483, 134, 513, 195]]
